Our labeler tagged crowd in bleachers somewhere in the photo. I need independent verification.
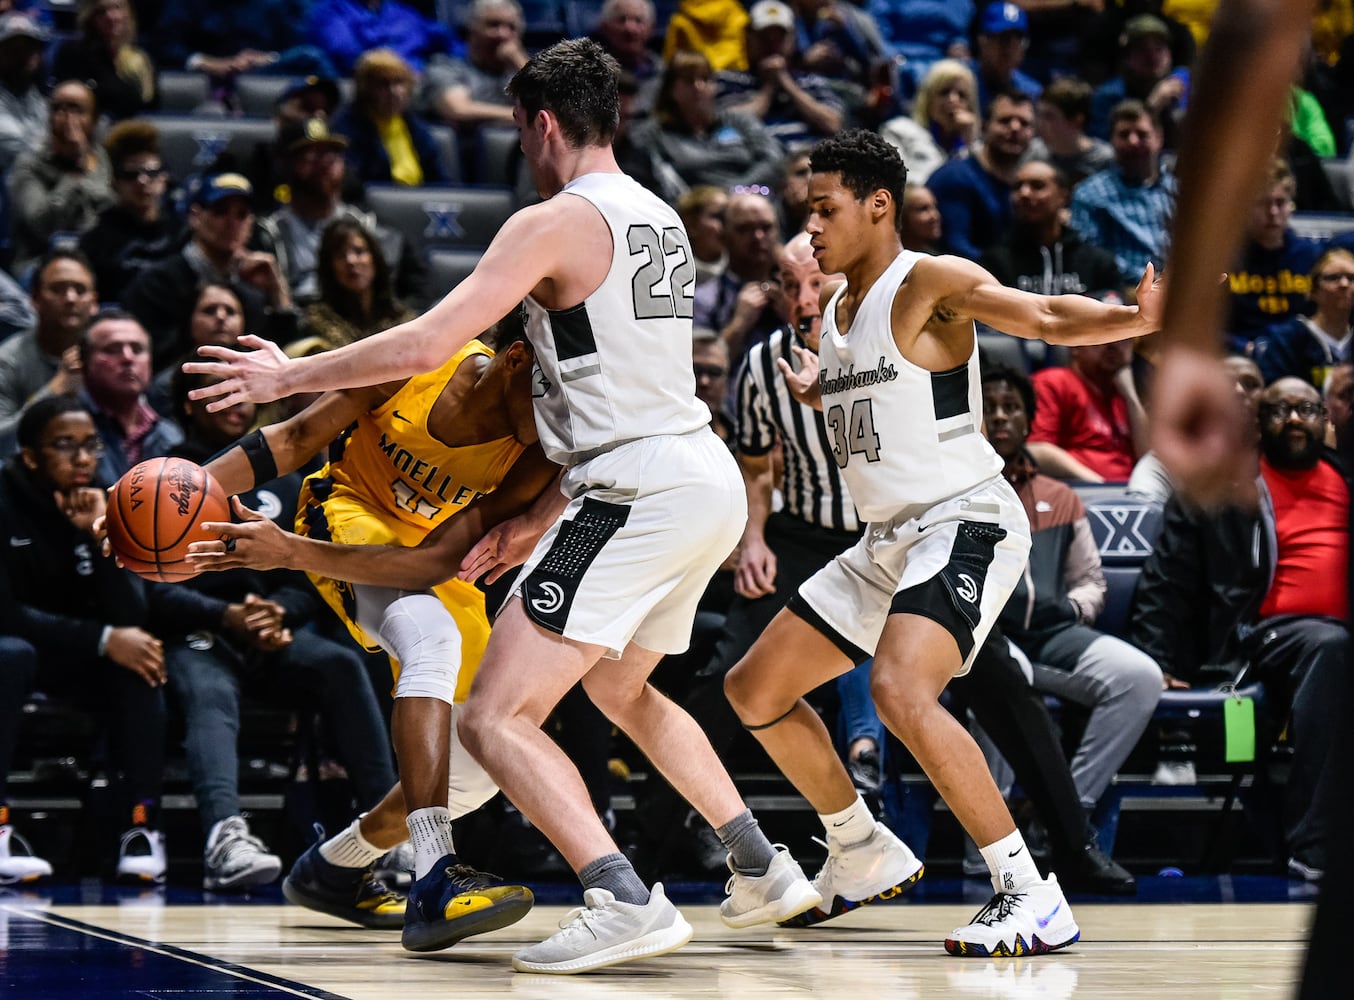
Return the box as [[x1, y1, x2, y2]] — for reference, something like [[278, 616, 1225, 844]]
[[0, 0, 1350, 898]]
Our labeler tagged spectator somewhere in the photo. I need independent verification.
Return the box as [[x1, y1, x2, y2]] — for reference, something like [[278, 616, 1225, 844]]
[[866, 0, 974, 64], [662, 0, 750, 72], [676, 185, 729, 290], [788, 0, 891, 88], [331, 49, 450, 189], [242, 75, 347, 214], [1028, 77, 1114, 186], [0, 269, 34, 344], [899, 183, 942, 253], [1089, 15, 1186, 146], [148, 282, 247, 415], [927, 89, 1035, 260], [635, 50, 785, 195], [0, 250, 99, 447], [1254, 248, 1354, 389], [0, 395, 168, 883], [982, 362, 1162, 822], [1069, 100, 1176, 288], [1131, 378, 1349, 881], [254, 116, 420, 304], [1028, 338, 1149, 482], [122, 173, 297, 372], [1325, 360, 1354, 451], [692, 191, 785, 365], [51, 0, 156, 122], [296, 217, 415, 351], [774, 147, 812, 235], [78, 119, 177, 301], [77, 310, 182, 483], [593, 0, 661, 113], [1225, 158, 1324, 354], [159, 368, 398, 891], [970, 2, 1042, 111], [0, 12, 48, 174], [8, 82, 115, 275], [980, 160, 1122, 297], [879, 59, 979, 184], [611, 69, 685, 203], [152, 0, 333, 77], [716, 0, 845, 151], [307, 0, 457, 76], [692, 326, 734, 442], [422, 0, 528, 133]]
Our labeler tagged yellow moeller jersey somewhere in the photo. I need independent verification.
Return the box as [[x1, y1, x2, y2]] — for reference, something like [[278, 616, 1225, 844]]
[[316, 339, 526, 536]]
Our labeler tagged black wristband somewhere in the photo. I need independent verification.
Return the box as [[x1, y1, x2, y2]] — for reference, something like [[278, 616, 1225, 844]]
[[239, 429, 277, 485]]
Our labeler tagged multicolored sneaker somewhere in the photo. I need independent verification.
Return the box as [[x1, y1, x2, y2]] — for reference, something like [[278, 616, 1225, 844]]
[[512, 883, 692, 974], [282, 841, 406, 929], [0, 824, 53, 884], [780, 821, 923, 927], [402, 855, 534, 952], [945, 873, 1080, 957]]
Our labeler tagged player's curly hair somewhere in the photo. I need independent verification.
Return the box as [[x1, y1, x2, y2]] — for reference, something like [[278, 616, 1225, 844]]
[[508, 38, 620, 148], [809, 129, 909, 234]]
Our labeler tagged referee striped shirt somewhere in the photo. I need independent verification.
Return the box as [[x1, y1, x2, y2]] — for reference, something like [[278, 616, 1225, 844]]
[[736, 326, 860, 533]]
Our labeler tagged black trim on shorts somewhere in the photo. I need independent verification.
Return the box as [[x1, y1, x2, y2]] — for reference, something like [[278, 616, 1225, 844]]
[[520, 497, 630, 636], [786, 592, 871, 666], [889, 519, 1007, 662]]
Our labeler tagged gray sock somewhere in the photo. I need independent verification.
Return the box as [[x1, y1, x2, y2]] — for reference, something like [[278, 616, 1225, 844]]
[[578, 852, 650, 906], [716, 809, 777, 876]]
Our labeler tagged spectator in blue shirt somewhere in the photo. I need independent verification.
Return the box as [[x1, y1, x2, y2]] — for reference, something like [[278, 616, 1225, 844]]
[[1069, 100, 1175, 289], [1088, 15, 1186, 147], [1225, 158, 1325, 354], [1254, 248, 1354, 390], [970, 3, 1041, 113], [151, 0, 333, 77], [867, 0, 973, 64], [927, 88, 1034, 260], [306, 0, 458, 76]]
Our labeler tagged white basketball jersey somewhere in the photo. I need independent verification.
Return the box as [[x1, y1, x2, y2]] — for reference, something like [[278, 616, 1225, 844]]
[[524, 172, 710, 466], [818, 249, 1003, 521]]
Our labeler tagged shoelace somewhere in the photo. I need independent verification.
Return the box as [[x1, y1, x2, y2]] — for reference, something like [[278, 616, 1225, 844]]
[[443, 863, 505, 890], [554, 901, 607, 938], [211, 825, 269, 867], [357, 870, 404, 907], [972, 891, 1024, 926]]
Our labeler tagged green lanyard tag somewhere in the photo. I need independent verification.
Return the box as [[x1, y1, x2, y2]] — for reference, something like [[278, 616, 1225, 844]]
[[1224, 695, 1256, 764]]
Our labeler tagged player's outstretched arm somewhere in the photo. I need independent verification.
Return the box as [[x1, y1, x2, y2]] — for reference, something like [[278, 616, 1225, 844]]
[[185, 200, 579, 412], [187, 445, 560, 588], [923, 256, 1162, 346]]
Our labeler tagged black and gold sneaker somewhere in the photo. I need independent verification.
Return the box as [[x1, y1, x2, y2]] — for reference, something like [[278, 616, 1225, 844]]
[[401, 855, 534, 952], [282, 841, 406, 929]]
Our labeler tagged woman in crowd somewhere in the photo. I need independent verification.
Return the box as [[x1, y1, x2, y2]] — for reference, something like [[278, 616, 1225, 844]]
[[52, 0, 157, 121], [331, 48, 450, 188], [879, 59, 979, 184], [294, 218, 415, 353]]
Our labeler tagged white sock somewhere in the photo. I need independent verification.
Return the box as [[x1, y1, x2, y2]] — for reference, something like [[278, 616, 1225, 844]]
[[407, 807, 456, 879], [819, 795, 876, 848], [979, 829, 1042, 894], [319, 816, 388, 869]]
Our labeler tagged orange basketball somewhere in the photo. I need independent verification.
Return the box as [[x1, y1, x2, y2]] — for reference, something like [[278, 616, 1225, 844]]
[[105, 457, 231, 582]]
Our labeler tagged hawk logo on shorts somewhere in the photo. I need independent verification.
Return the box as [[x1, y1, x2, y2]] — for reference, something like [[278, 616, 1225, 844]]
[[530, 581, 566, 615], [955, 573, 979, 604]]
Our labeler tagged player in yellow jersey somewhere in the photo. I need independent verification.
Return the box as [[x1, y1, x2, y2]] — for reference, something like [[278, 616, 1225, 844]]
[[187, 314, 558, 952]]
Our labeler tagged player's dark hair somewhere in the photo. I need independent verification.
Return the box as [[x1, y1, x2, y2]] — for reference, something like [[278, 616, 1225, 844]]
[[508, 38, 620, 147], [981, 361, 1037, 423], [493, 301, 531, 350], [16, 394, 89, 451], [810, 129, 908, 234]]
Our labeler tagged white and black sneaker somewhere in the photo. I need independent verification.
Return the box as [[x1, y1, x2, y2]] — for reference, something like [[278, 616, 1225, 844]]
[[512, 883, 692, 974], [203, 816, 281, 892], [945, 873, 1080, 957], [0, 824, 52, 884], [116, 827, 166, 885]]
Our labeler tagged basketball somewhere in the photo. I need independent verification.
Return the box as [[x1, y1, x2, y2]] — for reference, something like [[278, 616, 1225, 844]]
[[105, 457, 231, 582]]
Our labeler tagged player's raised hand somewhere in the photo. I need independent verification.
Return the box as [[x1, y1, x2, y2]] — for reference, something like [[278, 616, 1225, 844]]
[[186, 497, 297, 571], [776, 344, 822, 410], [183, 335, 291, 412]]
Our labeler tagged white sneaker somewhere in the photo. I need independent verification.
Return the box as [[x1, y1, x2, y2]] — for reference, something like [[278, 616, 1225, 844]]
[[945, 873, 1080, 957], [0, 825, 53, 884], [781, 820, 924, 927], [1152, 760, 1198, 786], [204, 816, 281, 892], [719, 846, 821, 929], [512, 883, 693, 974], [116, 827, 167, 884]]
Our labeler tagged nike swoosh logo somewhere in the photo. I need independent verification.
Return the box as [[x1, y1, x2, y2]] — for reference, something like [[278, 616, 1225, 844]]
[[1036, 901, 1062, 928], [391, 410, 411, 423], [10, 537, 31, 546], [1008, 846, 1024, 858], [831, 819, 850, 827]]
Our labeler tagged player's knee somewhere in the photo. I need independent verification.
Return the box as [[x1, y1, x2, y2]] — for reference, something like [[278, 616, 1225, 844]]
[[724, 658, 757, 718], [870, 672, 925, 735], [382, 594, 463, 705], [456, 699, 494, 763]]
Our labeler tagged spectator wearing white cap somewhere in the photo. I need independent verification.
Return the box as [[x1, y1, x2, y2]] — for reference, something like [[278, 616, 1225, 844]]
[[0, 12, 50, 174], [715, 0, 844, 151]]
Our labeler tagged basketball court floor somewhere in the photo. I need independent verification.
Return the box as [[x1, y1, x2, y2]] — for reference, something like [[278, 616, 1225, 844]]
[[0, 876, 1316, 998]]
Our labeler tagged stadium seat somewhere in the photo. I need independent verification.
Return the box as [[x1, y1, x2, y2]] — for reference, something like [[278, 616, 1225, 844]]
[[1290, 211, 1354, 240], [235, 76, 357, 117], [977, 327, 1030, 373], [156, 71, 211, 113], [426, 249, 483, 300], [1319, 158, 1352, 211], [477, 126, 522, 187], [146, 114, 276, 185], [1078, 491, 1162, 638], [426, 125, 464, 185], [365, 185, 515, 256]]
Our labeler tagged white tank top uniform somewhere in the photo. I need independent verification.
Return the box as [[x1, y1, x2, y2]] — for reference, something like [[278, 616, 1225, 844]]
[[795, 250, 1031, 675], [512, 172, 746, 656]]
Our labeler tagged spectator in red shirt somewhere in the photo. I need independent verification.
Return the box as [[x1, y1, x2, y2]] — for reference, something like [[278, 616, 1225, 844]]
[[1027, 338, 1149, 482]]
